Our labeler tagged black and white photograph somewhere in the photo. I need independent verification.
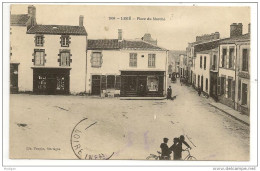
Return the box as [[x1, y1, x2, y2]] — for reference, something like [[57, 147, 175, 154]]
[[2, 1, 259, 170]]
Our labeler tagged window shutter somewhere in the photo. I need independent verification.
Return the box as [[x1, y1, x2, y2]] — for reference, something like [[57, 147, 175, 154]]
[[220, 55, 222, 67], [217, 77, 221, 95], [232, 80, 235, 101]]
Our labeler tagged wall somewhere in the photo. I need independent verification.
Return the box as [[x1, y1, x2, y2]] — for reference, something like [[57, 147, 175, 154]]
[[86, 49, 168, 94]]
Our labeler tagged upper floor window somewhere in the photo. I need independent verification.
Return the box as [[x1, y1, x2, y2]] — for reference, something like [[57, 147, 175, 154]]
[[129, 53, 137, 67], [222, 48, 227, 68], [212, 55, 217, 70], [229, 47, 234, 69], [35, 35, 44, 46], [242, 49, 249, 72], [91, 52, 102, 68], [33, 49, 45, 66], [60, 35, 71, 47], [148, 54, 156, 68], [204, 56, 206, 70], [58, 50, 72, 66]]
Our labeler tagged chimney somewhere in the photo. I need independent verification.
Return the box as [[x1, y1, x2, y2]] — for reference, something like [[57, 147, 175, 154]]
[[214, 32, 220, 39], [27, 5, 36, 31], [118, 29, 122, 41], [230, 23, 243, 38], [28, 5, 36, 18], [248, 23, 251, 33], [79, 15, 84, 27]]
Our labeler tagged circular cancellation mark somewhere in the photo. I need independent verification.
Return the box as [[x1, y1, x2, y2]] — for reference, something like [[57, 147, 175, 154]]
[[71, 118, 115, 160]]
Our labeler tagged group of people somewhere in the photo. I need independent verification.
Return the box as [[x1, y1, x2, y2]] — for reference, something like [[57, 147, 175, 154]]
[[160, 135, 192, 160]]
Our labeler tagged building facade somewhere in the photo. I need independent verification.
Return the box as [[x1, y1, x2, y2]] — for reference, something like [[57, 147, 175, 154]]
[[10, 5, 88, 95], [86, 30, 168, 97]]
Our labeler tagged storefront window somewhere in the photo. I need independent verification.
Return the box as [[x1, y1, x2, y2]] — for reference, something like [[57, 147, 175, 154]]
[[147, 76, 159, 91]]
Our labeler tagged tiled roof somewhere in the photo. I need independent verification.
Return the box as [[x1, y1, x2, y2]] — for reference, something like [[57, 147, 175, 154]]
[[27, 25, 87, 35], [87, 39, 167, 51], [120, 40, 166, 51], [87, 39, 119, 50], [220, 33, 250, 44], [11, 14, 30, 26]]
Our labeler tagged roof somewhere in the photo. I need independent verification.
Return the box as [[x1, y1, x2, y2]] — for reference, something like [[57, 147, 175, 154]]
[[27, 25, 87, 36], [11, 14, 30, 26], [219, 33, 250, 44], [87, 39, 167, 51], [87, 39, 119, 50], [196, 48, 218, 54]]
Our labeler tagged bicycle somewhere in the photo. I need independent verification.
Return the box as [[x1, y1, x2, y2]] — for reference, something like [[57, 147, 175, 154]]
[[146, 151, 171, 160], [183, 148, 197, 160]]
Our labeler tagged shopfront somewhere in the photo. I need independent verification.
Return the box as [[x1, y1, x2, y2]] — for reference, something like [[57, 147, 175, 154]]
[[33, 68, 70, 95], [120, 71, 165, 97]]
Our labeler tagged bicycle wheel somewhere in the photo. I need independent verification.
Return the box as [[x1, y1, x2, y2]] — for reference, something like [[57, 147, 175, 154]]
[[187, 156, 197, 160], [146, 155, 158, 160]]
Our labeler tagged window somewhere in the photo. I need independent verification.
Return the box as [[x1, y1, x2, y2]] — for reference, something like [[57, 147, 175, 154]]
[[242, 49, 249, 72], [60, 35, 71, 47], [129, 53, 137, 67], [148, 54, 156, 67], [35, 35, 44, 46], [220, 76, 226, 95], [206, 78, 208, 91], [59, 50, 71, 66], [91, 52, 102, 67], [222, 48, 227, 68], [242, 83, 248, 105], [227, 78, 232, 98], [212, 55, 217, 70], [204, 56, 206, 70], [33, 49, 45, 66], [200, 56, 202, 68], [198, 75, 200, 87], [232, 80, 235, 101], [107, 75, 115, 89], [147, 76, 159, 91], [229, 48, 234, 68], [115, 76, 121, 90], [101, 75, 107, 90], [238, 79, 241, 100]]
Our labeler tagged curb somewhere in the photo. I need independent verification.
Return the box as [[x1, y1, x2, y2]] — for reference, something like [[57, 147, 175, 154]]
[[208, 103, 249, 126]]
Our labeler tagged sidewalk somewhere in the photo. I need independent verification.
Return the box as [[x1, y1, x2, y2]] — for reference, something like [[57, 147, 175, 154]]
[[208, 102, 250, 126]]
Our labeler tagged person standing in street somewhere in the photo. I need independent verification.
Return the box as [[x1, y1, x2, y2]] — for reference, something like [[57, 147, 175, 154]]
[[167, 86, 172, 100], [160, 138, 171, 160], [198, 86, 201, 96], [170, 138, 182, 160]]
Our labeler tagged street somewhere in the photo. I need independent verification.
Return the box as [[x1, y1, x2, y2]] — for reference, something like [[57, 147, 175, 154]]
[[9, 79, 249, 160]]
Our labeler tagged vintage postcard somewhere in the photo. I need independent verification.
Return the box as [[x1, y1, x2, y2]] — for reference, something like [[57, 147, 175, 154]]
[[9, 4, 253, 161]]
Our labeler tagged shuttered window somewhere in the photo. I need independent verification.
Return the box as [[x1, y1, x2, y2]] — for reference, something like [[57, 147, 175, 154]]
[[129, 53, 137, 67], [242, 49, 249, 72]]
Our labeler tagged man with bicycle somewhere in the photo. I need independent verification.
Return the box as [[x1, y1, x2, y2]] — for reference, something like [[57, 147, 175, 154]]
[[160, 138, 172, 160]]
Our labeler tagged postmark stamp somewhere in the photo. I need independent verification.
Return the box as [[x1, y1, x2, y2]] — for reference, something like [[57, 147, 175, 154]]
[[71, 118, 115, 160]]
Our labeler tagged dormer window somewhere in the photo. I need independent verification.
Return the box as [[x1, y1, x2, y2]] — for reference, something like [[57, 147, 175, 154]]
[[35, 35, 44, 46], [60, 35, 71, 47]]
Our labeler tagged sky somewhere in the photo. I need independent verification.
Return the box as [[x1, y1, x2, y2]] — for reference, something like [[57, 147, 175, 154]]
[[11, 4, 250, 50]]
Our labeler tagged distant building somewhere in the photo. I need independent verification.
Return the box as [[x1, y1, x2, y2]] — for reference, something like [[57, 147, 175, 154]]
[[141, 33, 157, 45], [86, 29, 168, 97]]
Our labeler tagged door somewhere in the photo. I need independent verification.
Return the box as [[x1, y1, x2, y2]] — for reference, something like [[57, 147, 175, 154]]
[[201, 76, 204, 91], [92, 75, 101, 95], [137, 76, 147, 96], [10, 64, 19, 93]]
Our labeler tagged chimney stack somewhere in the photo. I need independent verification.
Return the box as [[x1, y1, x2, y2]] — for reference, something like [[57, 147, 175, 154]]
[[230, 23, 243, 38], [118, 29, 122, 41], [28, 5, 36, 18], [27, 5, 36, 31], [79, 15, 84, 27]]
